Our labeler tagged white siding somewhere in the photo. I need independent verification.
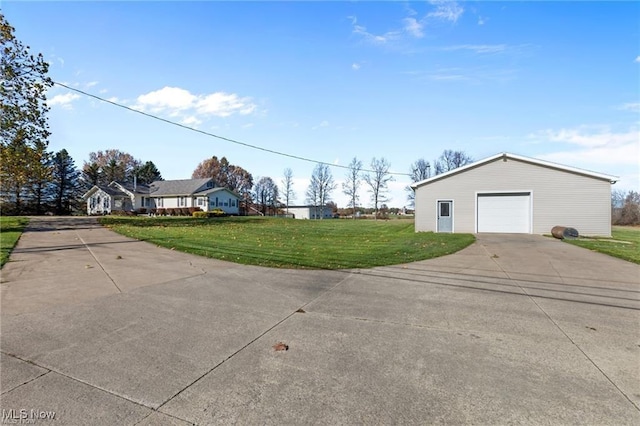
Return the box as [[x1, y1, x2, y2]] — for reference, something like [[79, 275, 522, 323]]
[[415, 157, 612, 236], [87, 189, 113, 215], [287, 206, 332, 219]]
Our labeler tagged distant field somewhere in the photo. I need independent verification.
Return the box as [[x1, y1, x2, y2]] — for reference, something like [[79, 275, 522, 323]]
[[566, 226, 640, 264], [100, 216, 475, 269], [0, 216, 29, 268]]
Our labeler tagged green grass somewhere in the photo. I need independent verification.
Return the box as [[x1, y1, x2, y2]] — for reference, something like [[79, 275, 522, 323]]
[[99, 216, 475, 269], [0, 216, 29, 268], [565, 226, 640, 264]]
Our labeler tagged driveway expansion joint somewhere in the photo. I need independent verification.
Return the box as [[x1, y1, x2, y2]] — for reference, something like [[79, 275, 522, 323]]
[[75, 231, 122, 293], [482, 244, 640, 413], [155, 270, 354, 411]]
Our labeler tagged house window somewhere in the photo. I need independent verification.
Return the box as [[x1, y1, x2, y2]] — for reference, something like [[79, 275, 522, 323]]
[[216, 197, 219, 207], [440, 202, 450, 217], [231, 200, 235, 207], [197, 198, 203, 206], [157, 198, 163, 207], [103, 198, 109, 209], [206, 181, 214, 188]]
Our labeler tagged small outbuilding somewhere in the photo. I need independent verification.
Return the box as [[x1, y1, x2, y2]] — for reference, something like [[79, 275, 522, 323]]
[[286, 205, 333, 220], [411, 153, 617, 236]]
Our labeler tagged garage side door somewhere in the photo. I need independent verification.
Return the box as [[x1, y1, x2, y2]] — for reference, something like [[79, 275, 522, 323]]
[[477, 193, 531, 233]]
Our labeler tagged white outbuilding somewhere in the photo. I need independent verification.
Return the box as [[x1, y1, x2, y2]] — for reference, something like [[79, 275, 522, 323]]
[[411, 153, 617, 236]]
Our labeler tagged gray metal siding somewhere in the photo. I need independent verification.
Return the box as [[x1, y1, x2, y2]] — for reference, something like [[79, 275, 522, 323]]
[[414, 158, 612, 236]]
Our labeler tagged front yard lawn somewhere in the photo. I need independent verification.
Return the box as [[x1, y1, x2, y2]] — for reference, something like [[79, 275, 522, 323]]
[[99, 216, 475, 269], [0, 216, 29, 268], [565, 226, 640, 264]]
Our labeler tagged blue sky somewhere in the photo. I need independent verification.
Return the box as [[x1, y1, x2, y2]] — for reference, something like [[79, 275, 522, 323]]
[[4, 1, 639, 207]]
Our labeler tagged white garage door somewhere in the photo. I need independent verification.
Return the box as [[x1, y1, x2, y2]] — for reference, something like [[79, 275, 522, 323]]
[[477, 193, 531, 233]]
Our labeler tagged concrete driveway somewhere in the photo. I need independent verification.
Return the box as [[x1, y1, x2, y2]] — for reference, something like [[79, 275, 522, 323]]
[[1, 217, 638, 425]]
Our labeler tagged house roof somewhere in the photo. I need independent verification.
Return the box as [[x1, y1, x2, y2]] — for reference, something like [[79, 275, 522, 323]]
[[148, 178, 214, 196], [82, 185, 128, 200], [193, 187, 241, 198], [410, 152, 619, 189], [114, 181, 151, 195]]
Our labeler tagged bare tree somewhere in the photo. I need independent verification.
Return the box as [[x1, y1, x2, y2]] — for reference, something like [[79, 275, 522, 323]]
[[406, 158, 431, 206], [84, 149, 142, 185], [253, 176, 278, 215], [306, 163, 336, 219], [281, 168, 296, 214], [613, 190, 640, 225], [364, 157, 394, 220], [192, 155, 253, 196], [434, 150, 473, 175], [342, 157, 362, 218]]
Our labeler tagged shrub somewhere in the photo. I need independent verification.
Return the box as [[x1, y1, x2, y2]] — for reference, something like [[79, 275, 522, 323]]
[[150, 208, 157, 215], [156, 208, 165, 216], [137, 208, 147, 215], [192, 211, 208, 218], [180, 208, 190, 216], [165, 208, 176, 216], [209, 208, 226, 217], [189, 207, 202, 214]]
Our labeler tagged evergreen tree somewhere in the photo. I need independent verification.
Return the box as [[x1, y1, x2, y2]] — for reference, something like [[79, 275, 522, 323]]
[[135, 161, 163, 185], [51, 149, 82, 214]]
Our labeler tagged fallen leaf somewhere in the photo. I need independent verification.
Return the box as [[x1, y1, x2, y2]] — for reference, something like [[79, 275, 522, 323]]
[[273, 342, 289, 351]]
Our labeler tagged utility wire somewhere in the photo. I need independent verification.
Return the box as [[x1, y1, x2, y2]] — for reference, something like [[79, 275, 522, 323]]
[[52, 81, 412, 177]]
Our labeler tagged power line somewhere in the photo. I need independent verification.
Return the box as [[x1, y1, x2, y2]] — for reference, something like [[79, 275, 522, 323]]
[[52, 81, 412, 177]]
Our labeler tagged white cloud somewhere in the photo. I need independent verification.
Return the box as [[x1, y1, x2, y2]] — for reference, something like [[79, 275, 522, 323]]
[[635, 56, 640, 63], [428, 1, 464, 23], [136, 87, 197, 111], [428, 72, 467, 81], [350, 2, 463, 49], [478, 16, 486, 26], [442, 44, 507, 54], [312, 120, 330, 130], [619, 102, 640, 113], [352, 62, 361, 71], [402, 17, 425, 38], [181, 116, 202, 127], [133, 86, 257, 121], [49, 93, 80, 109], [86, 81, 98, 88], [350, 16, 400, 45], [535, 126, 640, 166]]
